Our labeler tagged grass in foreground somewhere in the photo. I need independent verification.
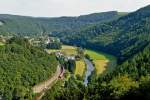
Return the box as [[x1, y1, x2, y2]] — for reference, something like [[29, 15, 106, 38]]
[[75, 60, 86, 77]]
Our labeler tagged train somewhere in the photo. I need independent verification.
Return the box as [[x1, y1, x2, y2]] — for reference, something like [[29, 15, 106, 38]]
[[59, 66, 65, 78]]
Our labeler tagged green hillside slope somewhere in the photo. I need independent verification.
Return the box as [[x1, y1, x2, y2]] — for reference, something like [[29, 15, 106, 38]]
[[0, 11, 122, 36], [54, 5, 150, 62], [87, 43, 150, 100], [0, 37, 58, 99], [48, 5, 150, 100]]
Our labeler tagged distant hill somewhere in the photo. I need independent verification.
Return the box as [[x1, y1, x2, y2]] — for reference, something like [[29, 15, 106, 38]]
[[0, 11, 123, 36], [54, 5, 150, 62]]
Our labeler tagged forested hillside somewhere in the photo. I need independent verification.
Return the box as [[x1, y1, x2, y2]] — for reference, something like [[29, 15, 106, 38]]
[[46, 44, 150, 100], [54, 5, 150, 62], [42, 5, 150, 100], [0, 37, 58, 100], [0, 11, 122, 36], [86, 44, 150, 100], [0, 4, 150, 100]]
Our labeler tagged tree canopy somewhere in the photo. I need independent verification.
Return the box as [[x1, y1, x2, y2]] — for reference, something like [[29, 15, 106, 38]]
[[0, 37, 58, 100]]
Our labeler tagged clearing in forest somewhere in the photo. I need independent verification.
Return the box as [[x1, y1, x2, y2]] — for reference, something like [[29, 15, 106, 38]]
[[48, 45, 77, 55], [75, 60, 86, 77], [85, 50, 116, 75]]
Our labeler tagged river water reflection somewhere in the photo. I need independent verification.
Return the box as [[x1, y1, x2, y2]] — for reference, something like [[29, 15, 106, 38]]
[[83, 58, 94, 86]]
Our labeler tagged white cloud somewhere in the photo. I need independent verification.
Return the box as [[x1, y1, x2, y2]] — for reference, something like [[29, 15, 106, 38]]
[[0, 0, 149, 17]]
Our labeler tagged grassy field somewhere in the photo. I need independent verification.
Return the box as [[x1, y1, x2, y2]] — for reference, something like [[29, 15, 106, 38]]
[[49, 45, 86, 78], [48, 46, 116, 76], [48, 45, 77, 55], [75, 60, 86, 77], [85, 49, 116, 75], [85, 50, 115, 60], [93, 60, 109, 75]]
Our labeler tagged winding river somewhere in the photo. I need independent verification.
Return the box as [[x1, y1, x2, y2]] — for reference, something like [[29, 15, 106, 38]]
[[83, 58, 94, 86]]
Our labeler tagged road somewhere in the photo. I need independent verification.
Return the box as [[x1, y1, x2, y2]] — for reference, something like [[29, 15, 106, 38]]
[[32, 65, 61, 94]]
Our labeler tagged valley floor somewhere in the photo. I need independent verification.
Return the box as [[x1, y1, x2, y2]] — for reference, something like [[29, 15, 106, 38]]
[[41, 45, 117, 98], [85, 49, 116, 75], [75, 60, 86, 77]]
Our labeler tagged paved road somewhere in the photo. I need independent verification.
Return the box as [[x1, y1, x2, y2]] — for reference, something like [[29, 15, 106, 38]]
[[32, 65, 61, 94]]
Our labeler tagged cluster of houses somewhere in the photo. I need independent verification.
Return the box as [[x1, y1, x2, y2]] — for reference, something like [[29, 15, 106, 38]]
[[45, 36, 60, 44], [55, 51, 75, 61], [29, 36, 61, 48]]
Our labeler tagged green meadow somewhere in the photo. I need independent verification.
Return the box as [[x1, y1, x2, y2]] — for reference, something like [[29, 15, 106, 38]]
[[48, 45, 77, 55], [85, 49, 116, 75], [75, 60, 86, 77]]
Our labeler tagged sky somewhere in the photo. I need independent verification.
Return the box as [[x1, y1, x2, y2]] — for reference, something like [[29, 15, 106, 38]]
[[0, 0, 150, 17]]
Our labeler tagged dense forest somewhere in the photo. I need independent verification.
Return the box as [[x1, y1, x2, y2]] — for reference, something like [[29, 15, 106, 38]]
[[53, 5, 150, 62], [41, 5, 150, 100], [47, 44, 150, 100], [86, 44, 150, 100], [0, 4, 150, 100], [0, 11, 123, 36], [0, 37, 58, 100]]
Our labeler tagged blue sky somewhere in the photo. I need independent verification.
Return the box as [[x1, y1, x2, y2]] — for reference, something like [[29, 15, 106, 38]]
[[0, 0, 150, 17]]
